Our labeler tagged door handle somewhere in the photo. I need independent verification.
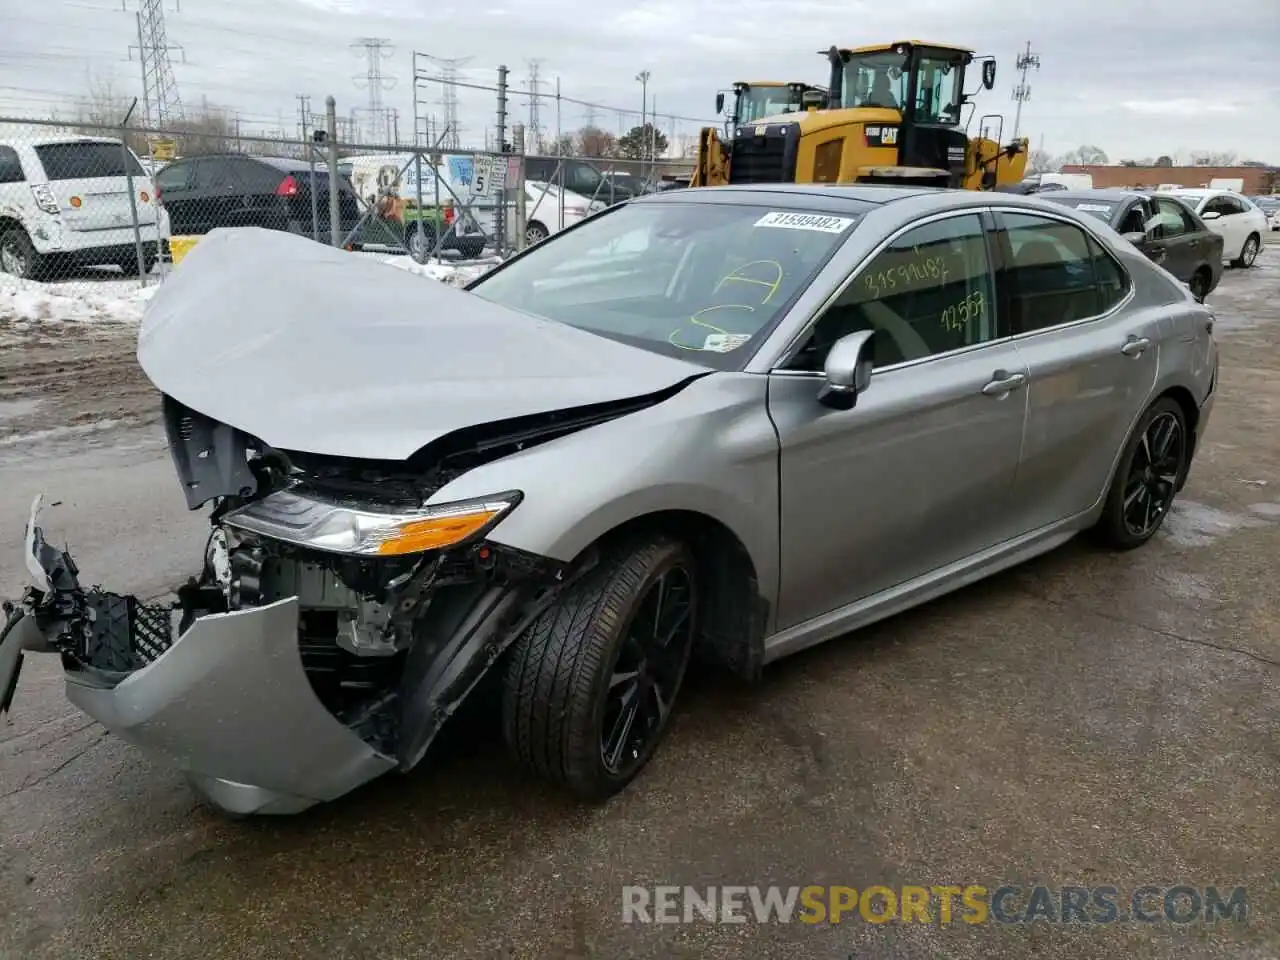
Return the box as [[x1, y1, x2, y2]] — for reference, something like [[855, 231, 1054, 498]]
[[1121, 336, 1151, 357], [981, 371, 1027, 396]]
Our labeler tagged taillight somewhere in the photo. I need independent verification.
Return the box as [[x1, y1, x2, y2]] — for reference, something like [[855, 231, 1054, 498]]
[[276, 175, 299, 197]]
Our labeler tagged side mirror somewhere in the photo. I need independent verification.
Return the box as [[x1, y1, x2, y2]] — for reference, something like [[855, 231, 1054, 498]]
[[1121, 231, 1147, 245], [982, 60, 997, 90], [818, 330, 875, 410], [1200, 210, 1221, 221], [715, 92, 725, 114]]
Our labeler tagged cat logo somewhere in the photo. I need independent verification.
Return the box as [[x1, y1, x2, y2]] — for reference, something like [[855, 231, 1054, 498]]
[[755, 125, 767, 136]]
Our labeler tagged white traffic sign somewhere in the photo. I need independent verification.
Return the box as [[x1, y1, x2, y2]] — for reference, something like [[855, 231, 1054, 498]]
[[471, 155, 495, 198]]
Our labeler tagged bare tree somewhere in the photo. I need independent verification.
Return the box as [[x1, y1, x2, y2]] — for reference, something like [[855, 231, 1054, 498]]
[[1027, 149, 1059, 174], [1190, 150, 1238, 166], [576, 125, 617, 158]]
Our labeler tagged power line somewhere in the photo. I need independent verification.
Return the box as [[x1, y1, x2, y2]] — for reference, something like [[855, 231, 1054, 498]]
[[1010, 40, 1041, 141], [126, 0, 185, 126]]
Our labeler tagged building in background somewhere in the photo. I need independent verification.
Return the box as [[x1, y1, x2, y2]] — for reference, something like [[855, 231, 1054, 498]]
[[1061, 164, 1277, 194]]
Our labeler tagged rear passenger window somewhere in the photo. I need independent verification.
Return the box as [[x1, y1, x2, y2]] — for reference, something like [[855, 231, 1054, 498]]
[[789, 213, 996, 371], [998, 212, 1106, 333]]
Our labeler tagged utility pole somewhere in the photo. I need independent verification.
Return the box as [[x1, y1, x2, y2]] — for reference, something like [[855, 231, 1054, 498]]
[[1010, 40, 1041, 141], [496, 64, 508, 255], [526, 59, 545, 154], [352, 37, 396, 147], [326, 96, 340, 247], [635, 70, 650, 164], [126, 0, 185, 127], [296, 94, 312, 141]]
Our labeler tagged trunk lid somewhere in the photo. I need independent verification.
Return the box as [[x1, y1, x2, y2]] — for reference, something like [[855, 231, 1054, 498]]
[[34, 140, 159, 231], [137, 228, 705, 460]]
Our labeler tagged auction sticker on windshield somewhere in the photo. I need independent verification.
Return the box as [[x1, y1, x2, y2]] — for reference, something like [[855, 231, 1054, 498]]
[[755, 212, 855, 233], [702, 333, 753, 352], [1076, 203, 1113, 213]]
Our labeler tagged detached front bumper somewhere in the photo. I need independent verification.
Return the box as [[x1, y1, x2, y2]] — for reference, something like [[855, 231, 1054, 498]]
[[64, 598, 394, 815], [2, 495, 559, 816]]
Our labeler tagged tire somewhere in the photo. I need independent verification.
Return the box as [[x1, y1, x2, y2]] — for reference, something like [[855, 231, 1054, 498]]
[[1188, 267, 1212, 302], [1092, 397, 1188, 550], [118, 252, 157, 276], [1232, 232, 1260, 269], [1, 227, 43, 280], [404, 222, 436, 260], [502, 537, 698, 800], [526, 221, 550, 246], [456, 237, 486, 259]]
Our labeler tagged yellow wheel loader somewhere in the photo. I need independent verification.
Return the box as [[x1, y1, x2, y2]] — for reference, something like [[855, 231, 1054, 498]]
[[693, 41, 1028, 191], [691, 81, 826, 187]]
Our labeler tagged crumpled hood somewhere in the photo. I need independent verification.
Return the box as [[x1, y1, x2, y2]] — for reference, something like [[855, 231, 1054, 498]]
[[137, 228, 705, 460]]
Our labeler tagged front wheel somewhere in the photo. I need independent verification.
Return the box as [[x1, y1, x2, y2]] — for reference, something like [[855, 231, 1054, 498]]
[[1233, 233, 1260, 268], [1092, 397, 1188, 550], [1, 227, 42, 280], [502, 537, 697, 800]]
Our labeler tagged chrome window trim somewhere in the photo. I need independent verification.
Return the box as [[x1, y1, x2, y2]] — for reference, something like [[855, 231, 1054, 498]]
[[765, 207, 997, 373]]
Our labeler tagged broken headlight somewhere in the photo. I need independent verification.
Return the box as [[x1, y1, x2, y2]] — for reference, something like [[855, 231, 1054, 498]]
[[220, 489, 522, 557]]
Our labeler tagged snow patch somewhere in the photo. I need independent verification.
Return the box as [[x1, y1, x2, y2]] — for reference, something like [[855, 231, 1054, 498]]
[[382, 255, 502, 287], [0, 275, 157, 325]]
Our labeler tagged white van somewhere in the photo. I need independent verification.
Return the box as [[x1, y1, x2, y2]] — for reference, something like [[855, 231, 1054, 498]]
[[0, 135, 165, 279], [1023, 172, 1094, 192]]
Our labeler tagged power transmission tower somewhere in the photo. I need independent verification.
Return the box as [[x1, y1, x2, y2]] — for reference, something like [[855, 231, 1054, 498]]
[[1010, 40, 1041, 141], [352, 37, 396, 145], [126, 0, 185, 127], [525, 59, 545, 153], [420, 55, 473, 150], [583, 103, 598, 128]]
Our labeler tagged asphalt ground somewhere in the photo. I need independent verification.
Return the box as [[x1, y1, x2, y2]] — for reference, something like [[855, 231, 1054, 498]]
[[0, 250, 1277, 959]]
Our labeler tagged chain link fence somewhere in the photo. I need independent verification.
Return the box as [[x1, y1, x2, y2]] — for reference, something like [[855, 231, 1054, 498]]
[[0, 114, 695, 297]]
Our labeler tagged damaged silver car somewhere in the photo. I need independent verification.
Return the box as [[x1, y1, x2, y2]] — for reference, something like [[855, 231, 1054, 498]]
[[1, 185, 1218, 816]]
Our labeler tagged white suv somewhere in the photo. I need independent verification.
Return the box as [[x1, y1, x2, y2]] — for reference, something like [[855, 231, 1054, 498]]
[[0, 135, 167, 280]]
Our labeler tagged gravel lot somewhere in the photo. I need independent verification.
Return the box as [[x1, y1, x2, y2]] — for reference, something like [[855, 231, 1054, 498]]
[[0, 251, 1277, 960]]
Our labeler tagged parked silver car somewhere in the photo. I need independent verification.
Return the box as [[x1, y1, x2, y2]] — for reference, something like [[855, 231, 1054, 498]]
[[0, 185, 1219, 816]]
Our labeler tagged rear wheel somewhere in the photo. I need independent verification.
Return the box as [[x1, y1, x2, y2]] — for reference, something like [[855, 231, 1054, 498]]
[[1092, 397, 1188, 550], [456, 237, 486, 259], [118, 251, 157, 276], [1188, 267, 1212, 302], [525, 221, 550, 246], [502, 537, 697, 800], [1, 227, 42, 280], [1233, 233, 1260, 268], [404, 222, 436, 260]]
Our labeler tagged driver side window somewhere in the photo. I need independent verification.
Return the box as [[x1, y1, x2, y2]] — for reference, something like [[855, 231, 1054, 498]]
[[788, 213, 996, 372]]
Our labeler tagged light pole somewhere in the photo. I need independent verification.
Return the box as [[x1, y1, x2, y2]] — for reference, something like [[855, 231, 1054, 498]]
[[635, 70, 650, 165]]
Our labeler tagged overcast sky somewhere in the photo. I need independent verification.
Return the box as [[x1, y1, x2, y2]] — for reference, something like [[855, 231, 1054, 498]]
[[1, 0, 1277, 161]]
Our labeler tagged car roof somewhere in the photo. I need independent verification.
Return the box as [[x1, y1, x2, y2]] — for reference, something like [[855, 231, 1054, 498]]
[[636, 182, 936, 213], [1040, 189, 1145, 204], [27, 135, 126, 148]]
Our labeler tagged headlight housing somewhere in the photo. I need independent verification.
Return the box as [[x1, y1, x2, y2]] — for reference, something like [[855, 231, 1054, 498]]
[[221, 489, 522, 557]]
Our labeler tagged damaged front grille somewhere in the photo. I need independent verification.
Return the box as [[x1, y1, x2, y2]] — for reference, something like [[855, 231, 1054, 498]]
[[77, 590, 177, 673]]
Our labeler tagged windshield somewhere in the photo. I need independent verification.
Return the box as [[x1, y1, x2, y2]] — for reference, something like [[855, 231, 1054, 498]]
[[841, 51, 908, 110], [911, 55, 963, 124], [736, 86, 804, 124], [468, 201, 864, 369], [35, 142, 144, 180]]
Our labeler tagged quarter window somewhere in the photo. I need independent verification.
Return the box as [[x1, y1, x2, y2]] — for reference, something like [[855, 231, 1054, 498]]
[[788, 213, 996, 371], [998, 212, 1124, 333]]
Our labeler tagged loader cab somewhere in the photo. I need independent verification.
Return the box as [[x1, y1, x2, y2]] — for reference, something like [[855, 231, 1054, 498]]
[[830, 41, 979, 185], [718, 82, 826, 137]]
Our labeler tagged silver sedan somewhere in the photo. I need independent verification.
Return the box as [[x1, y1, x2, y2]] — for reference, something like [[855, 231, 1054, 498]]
[[0, 185, 1218, 816]]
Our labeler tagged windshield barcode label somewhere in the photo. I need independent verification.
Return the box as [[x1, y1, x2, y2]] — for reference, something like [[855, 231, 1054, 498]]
[[754, 212, 855, 233]]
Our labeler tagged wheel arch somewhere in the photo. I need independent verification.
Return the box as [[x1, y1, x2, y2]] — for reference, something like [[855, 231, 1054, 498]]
[[1096, 383, 1201, 512], [573, 508, 769, 680]]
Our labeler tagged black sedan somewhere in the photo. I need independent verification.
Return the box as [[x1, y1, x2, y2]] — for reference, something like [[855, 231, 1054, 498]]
[[1040, 189, 1223, 300]]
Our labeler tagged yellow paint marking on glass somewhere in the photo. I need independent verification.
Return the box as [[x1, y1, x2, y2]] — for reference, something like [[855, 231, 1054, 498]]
[[713, 259, 784, 304], [668, 304, 757, 350], [863, 254, 950, 298], [939, 290, 985, 333]]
